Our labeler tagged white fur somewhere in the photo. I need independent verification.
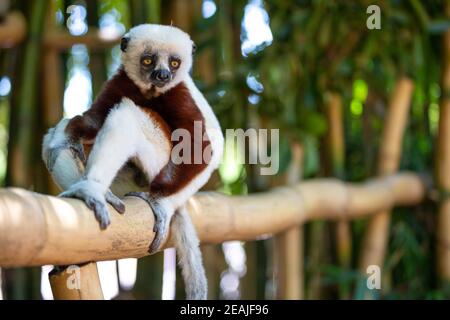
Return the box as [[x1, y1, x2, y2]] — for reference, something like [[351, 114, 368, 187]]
[[121, 24, 194, 95]]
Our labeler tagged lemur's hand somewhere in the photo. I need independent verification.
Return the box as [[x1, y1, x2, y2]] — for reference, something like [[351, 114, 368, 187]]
[[59, 180, 125, 229], [125, 192, 172, 253]]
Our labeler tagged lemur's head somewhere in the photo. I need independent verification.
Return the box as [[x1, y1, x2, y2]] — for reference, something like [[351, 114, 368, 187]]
[[120, 24, 195, 96]]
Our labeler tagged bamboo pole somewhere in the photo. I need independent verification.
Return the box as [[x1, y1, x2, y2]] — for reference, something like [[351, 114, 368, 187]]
[[0, 11, 26, 48], [0, 172, 425, 268], [359, 78, 414, 273], [42, 1, 64, 196], [274, 143, 304, 299], [436, 3, 450, 283], [86, 0, 108, 98], [326, 92, 352, 298], [49, 262, 104, 300]]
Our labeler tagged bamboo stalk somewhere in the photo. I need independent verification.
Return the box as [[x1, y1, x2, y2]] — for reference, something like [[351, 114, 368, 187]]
[[326, 92, 352, 298], [0, 172, 425, 268], [436, 4, 450, 283], [42, 2, 64, 196], [146, 0, 161, 24], [49, 262, 104, 299], [359, 78, 414, 273], [162, 0, 194, 31], [7, 0, 47, 187], [0, 11, 26, 48], [86, 0, 108, 98], [274, 143, 303, 299]]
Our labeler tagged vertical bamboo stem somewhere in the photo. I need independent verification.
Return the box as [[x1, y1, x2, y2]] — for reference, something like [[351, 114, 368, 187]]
[[7, 0, 47, 188], [436, 4, 450, 283], [146, 0, 161, 24], [326, 92, 352, 298], [43, 1, 63, 196], [4, 0, 48, 300], [274, 143, 304, 299], [359, 78, 414, 275], [86, 0, 107, 98], [49, 262, 104, 300]]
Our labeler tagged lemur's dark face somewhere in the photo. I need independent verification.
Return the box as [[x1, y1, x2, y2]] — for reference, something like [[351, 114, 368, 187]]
[[138, 51, 182, 88], [120, 24, 195, 95]]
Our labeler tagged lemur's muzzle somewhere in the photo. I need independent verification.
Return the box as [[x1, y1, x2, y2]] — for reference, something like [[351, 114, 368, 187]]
[[151, 69, 171, 86]]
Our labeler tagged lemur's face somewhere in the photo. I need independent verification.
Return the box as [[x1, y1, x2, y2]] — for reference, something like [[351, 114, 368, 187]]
[[120, 24, 195, 96]]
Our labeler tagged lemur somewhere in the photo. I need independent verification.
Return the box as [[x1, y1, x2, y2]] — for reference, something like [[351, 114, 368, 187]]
[[42, 24, 224, 300]]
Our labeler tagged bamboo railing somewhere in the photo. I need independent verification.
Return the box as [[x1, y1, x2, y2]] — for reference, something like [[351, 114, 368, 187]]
[[0, 172, 426, 299], [0, 172, 425, 267]]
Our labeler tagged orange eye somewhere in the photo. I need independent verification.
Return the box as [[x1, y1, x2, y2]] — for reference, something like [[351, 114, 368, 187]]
[[142, 58, 152, 65], [171, 60, 180, 68]]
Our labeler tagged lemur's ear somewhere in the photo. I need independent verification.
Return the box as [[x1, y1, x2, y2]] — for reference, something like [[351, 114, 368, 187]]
[[192, 42, 197, 54], [120, 36, 130, 52]]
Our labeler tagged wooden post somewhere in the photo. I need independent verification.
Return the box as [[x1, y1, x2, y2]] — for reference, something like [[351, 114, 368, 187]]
[[274, 143, 304, 299], [436, 3, 450, 284], [359, 78, 414, 276], [49, 262, 104, 300]]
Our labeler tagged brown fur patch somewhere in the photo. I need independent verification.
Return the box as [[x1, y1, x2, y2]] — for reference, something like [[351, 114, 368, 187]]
[[149, 83, 211, 197]]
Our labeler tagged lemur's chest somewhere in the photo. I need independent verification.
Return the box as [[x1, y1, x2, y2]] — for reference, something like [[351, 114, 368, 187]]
[[129, 83, 210, 149]]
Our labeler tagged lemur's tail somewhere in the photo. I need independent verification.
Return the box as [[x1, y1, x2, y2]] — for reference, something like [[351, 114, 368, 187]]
[[171, 205, 207, 300]]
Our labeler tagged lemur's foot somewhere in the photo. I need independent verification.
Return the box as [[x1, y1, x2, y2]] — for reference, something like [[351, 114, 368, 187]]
[[125, 192, 170, 254], [45, 139, 86, 171], [68, 140, 86, 164], [60, 180, 124, 229]]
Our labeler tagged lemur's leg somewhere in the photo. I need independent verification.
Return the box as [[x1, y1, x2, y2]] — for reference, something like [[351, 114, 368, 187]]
[[128, 153, 218, 253], [125, 192, 174, 253], [42, 118, 86, 190], [60, 100, 146, 228], [125, 139, 174, 253], [42, 118, 125, 213]]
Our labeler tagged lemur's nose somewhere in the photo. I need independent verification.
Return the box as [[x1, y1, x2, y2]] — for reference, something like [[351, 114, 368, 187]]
[[155, 69, 171, 82]]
